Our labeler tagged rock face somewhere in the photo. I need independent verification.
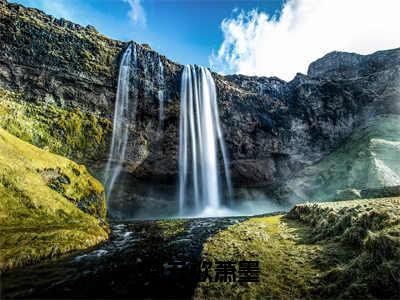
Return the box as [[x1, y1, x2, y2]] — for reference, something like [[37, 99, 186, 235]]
[[288, 115, 400, 202], [307, 49, 400, 80], [0, 0, 122, 114], [0, 0, 400, 212]]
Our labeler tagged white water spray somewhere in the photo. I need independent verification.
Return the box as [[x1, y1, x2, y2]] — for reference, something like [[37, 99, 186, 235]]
[[178, 65, 233, 216], [104, 44, 136, 199]]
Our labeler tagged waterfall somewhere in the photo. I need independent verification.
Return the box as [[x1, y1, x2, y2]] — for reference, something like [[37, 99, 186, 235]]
[[178, 65, 233, 215], [104, 44, 136, 199], [158, 57, 165, 130]]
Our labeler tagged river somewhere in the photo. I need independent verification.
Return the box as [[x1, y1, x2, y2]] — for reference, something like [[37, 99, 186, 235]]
[[2, 217, 247, 299]]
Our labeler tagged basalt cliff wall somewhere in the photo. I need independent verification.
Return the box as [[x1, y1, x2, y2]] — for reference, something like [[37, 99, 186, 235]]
[[0, 0, 400, 209]]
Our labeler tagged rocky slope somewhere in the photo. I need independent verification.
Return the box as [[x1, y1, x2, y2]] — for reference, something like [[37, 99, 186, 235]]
[[0, 0, 399, 211], [288, 114, 400, 202], [0, 127, 108, 271]]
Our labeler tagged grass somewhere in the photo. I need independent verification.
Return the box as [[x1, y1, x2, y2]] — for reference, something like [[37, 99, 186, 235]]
[[288, 197, 400, 298], [195, 215, 321, 299], [0, 128, 108, 271], [195, 198, 400, 299]]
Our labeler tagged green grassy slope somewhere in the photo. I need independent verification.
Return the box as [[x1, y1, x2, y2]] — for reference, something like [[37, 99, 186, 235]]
[[0, 128, 108, 271]]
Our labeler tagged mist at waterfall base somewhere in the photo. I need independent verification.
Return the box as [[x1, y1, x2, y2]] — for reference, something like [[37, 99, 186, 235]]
[[194, 195, 290, 218], [104, 48, 287, 219], [111, 177, 290, 219]]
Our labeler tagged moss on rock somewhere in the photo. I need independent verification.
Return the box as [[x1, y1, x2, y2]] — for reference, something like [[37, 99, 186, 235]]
[[1, 1, 122, 79], [0, 87, 112, 163], [155, 219, 186, 239], [0, 128, 108, 271]]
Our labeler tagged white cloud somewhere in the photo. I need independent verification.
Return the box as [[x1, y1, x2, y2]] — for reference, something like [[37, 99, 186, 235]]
[[211, 0, 400, 81], [124, 0, 146, 27]]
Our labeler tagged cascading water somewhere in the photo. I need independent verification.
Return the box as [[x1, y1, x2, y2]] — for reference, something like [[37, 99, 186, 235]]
[[104, 44, 136, 199], [158, 57, 165, 130], [178, 65, 233, 216]]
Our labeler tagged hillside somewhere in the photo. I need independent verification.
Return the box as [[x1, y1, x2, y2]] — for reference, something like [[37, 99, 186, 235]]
[[0, 128, 108, 271]]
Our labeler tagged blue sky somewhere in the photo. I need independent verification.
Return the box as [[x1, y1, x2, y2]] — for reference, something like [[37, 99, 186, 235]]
[[11, 0, 285, 66]]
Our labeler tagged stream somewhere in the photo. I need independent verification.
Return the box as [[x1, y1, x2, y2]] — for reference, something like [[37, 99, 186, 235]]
[[1, 217, 247, 299]]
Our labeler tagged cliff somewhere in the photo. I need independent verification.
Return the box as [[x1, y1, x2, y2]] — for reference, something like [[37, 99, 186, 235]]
[[0, 0, 400, 214], [288, 114, 400, 201]]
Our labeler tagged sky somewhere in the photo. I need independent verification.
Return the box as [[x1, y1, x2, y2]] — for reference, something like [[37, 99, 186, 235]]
[[12, 0, 285, 66], [11, 0, 400, 81]]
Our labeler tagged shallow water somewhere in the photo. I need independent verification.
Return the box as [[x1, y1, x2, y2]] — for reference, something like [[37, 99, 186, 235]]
[[1, 217, 248, 299]]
